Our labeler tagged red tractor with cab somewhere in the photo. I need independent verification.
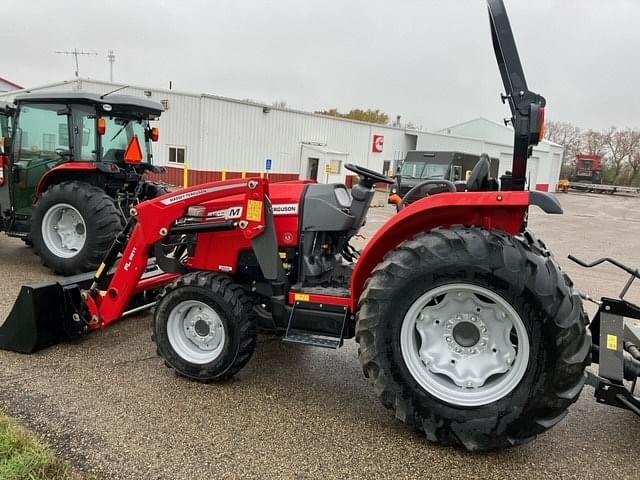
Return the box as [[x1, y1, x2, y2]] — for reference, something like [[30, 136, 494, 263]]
[[0, 92, 167, 275]]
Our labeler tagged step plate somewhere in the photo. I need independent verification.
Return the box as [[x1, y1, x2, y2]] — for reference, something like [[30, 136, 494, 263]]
[[283, 333, 341, 349]]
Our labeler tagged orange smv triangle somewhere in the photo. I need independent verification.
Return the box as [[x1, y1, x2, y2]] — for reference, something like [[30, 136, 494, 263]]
[[124, 136, 143, 164]]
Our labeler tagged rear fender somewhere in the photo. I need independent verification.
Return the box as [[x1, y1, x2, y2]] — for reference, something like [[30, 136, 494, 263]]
[[35, 162, 99, 198], [350, 191, 562, 310]]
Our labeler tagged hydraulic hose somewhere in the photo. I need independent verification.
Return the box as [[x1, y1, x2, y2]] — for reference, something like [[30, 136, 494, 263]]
[[625, 341, 640, 362], [591, 345, 640, 381]]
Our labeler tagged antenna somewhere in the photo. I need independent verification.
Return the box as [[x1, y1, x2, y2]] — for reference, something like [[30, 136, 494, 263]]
[[107, 50, 115, 82], [55, 48, 98, 78], [100, 84, 129, 99]]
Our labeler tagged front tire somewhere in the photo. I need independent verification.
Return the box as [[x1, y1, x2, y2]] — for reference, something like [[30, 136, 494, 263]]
[[31, 181, 123, 276], [154, 272, 257, 382], [356, 227, 590, 450]]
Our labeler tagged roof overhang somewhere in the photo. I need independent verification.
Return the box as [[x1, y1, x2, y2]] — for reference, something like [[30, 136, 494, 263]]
[[13, 91, 163, 118]]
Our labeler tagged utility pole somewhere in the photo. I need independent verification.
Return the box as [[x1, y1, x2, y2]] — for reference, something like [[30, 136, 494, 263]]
[[107, 50, 115, 82], [55, 48, 98, 78]]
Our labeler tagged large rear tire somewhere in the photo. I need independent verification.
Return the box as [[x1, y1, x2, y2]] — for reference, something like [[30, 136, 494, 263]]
[[153, 272, 257, 382], [356, 227, 590, 451], [31, 181, 123, 276]]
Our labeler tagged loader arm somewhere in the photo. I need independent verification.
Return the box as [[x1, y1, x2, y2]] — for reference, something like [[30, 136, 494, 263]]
[[88, 178, 270, 327], [0, 178, 271, 353]]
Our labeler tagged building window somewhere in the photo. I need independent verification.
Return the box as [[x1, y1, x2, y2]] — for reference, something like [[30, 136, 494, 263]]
[[169, 146, 185, 164], [42, 133, 56, 151], [329, 159, 342, 174], [160, 99, 169, 110]]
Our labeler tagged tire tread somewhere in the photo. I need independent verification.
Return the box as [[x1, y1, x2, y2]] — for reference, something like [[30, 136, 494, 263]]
[[355, 227, 590, 450]]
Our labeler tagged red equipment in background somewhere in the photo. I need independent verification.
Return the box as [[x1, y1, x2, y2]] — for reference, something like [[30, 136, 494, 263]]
[[572, 154, 603, 184]]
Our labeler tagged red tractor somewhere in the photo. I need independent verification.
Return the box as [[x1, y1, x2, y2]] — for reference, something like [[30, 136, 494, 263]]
[[1, 0, 609, 451], [0, 92, 168, 275]]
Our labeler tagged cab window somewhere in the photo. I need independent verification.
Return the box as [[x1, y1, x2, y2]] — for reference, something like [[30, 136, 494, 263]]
[[71, 105, 98, 161], [14, 104, 69, 162], [100, 116, 150, 163]]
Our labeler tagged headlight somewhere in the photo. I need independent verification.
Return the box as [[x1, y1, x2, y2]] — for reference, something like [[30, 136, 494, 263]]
[[391, 188, 397, 194]]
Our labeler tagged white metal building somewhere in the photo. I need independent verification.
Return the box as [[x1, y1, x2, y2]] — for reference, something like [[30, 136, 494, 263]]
[[0, 78, 563, 191], [0, 76, 22, 93]]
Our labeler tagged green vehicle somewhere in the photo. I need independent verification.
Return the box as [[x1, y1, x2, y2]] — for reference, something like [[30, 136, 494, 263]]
[[0, 92, 168, 275]]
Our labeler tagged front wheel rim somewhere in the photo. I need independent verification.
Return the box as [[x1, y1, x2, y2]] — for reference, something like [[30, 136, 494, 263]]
[[400, 283, 530, 407], [41, 203, 87, 259], [167, 300, 226, 364]]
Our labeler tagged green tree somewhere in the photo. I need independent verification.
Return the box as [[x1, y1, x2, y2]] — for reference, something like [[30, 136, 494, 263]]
[[316, 108, 389, 125]]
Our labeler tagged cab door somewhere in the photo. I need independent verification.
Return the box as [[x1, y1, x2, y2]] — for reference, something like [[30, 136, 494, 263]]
[[10, 103, 70, 216], [0, 109, 13, 225]]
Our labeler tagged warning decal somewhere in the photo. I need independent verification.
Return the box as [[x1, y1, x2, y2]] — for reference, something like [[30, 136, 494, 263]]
[[246, 200, 263, 222]]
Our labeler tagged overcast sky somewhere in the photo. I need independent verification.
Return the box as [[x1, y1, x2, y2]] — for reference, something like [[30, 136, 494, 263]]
[[2, 0, 638, 131]]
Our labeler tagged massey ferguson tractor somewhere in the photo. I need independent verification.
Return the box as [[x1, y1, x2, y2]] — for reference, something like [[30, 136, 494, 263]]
[[0, 92, 167, 275], [0, 0, 638, 451]]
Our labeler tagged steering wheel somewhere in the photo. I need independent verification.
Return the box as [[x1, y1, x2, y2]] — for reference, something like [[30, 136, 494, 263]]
[[55, 148, 72, 160], [399, 179, 457, 209], [344, 163, 395, 185]]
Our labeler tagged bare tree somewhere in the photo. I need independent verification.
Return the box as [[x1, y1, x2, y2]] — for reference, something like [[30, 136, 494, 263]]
[[581, 129, 607, 156], [622, 129, 640, 185], [544, 121, 582, 164], [627, 151, 640, 185], [603, 127, 636, 182]]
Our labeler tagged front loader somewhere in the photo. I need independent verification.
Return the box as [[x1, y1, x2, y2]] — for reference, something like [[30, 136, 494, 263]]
[[1, 0, 633, 451]]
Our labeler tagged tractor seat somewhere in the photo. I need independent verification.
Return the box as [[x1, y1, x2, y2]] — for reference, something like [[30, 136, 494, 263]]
[[103, 149, 125, 162], [465, 154, 491, 191]]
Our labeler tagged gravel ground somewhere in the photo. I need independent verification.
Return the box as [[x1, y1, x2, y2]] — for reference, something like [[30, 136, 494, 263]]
[[1, 192, 639, 479]]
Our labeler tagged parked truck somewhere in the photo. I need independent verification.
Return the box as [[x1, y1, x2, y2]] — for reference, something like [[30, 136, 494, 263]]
[[390, 151, 499, 205]]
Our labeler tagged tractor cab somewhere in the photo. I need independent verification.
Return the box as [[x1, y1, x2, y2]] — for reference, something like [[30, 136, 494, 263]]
[[5, 92, 162, 218], [0, 92, 166, 276], [0, 92, 163, 232]]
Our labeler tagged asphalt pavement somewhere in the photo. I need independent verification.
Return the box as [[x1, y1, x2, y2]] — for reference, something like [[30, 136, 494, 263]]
[[1, 192, 639, 479]]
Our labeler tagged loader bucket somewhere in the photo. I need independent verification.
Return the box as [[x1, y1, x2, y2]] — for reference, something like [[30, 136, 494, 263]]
[[0, 278, 89, 354]]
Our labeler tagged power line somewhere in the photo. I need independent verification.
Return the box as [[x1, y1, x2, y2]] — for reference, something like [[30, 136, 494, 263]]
[[55, 48, 98, 78]]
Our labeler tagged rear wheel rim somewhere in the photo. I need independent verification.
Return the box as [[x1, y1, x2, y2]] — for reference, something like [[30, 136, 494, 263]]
[[41, 203, 86, 259], [400, 283, 530, 407], [167, 300, 226, 364]]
